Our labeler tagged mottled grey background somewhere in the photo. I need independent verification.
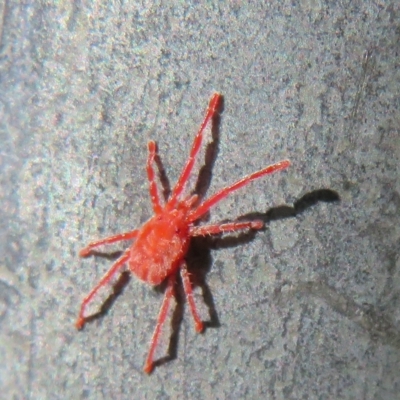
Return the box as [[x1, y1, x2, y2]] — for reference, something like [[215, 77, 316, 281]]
[[1, 1, 400, 399]]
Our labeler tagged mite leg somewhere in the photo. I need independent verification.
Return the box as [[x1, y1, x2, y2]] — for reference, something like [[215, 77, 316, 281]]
[[188, 160, 290, 222], [75, 249, 130, 329], [79, 230, 138, 257], [169, 93, 222, 207], [147, 141, 163, 214], [144, 274, 176, 374], [190, 220, 264, 236], [180, 262, 204, 333]]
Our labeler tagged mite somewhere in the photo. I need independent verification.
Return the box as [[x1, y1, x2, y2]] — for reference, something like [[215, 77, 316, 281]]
[[76, 93, 290, 373]]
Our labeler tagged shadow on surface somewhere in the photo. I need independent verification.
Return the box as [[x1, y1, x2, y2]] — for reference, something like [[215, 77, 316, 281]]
[[238, 188, 340, 225]]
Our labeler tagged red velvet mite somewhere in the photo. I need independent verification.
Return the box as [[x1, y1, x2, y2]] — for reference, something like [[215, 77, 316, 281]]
[[76, 93, 290, 373]]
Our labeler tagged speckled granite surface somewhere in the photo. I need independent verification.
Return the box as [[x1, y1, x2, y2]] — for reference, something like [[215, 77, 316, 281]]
[[1, 1, 399, 399]]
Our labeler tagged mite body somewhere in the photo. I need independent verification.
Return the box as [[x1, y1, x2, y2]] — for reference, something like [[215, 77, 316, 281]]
[[128, 202, 193, 285]]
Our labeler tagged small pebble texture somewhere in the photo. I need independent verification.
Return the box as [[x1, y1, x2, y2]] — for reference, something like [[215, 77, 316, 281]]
[[1, 1, 400, 399]]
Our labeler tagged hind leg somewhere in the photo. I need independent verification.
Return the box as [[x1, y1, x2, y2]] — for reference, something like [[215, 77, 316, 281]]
[[144, 274, 176, 374], [76, 249, 130, 329]]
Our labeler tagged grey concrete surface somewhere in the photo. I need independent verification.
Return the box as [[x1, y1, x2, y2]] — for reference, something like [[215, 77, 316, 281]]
[[1, 1, 400, 399]]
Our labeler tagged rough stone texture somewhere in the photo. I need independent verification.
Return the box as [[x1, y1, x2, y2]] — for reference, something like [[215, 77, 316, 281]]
[[1, 1, 399, 399]]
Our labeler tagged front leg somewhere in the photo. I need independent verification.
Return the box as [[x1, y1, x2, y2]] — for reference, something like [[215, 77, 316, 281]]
[[190, 220, 263, 236]]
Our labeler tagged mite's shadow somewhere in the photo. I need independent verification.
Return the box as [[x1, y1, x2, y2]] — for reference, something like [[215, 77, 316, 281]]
[[81, 95, 340, 371]]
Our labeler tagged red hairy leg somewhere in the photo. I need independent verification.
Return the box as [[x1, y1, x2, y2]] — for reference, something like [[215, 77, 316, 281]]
[[79, 230, 139, 257], [76, 249, 131, 329], [190, 220, 264, 236], [188, 160, 290, 222], [169, 93, 222, 207], [180, 262, 204, 333], [147, 141, 163, 214], [144, 275, 176, 374]]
